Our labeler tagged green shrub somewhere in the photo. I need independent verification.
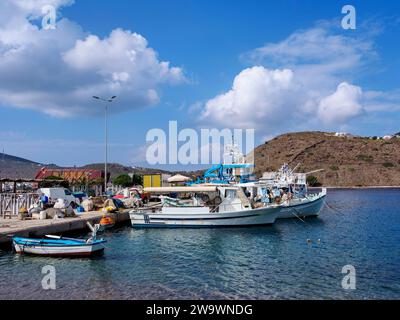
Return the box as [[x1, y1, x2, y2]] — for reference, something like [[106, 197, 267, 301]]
[[383, 162, 394, 168], [39, 175, 70, 188], [113, 174, 134, 187], [357, 154, 373, 162], [330, 165, 339, 171], [132, 174, 143, 186], [113, 174, 143, 187]]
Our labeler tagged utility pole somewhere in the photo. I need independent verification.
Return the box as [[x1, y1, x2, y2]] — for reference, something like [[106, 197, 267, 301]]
[[92, 95, 117, 194]]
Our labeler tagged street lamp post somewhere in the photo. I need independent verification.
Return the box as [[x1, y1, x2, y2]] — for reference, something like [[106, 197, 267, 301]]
[[92, 95, 117, 194]]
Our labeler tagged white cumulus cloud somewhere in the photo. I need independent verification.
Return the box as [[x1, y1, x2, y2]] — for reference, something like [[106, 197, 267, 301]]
[[0, 0, 185, 117], [317, 82, 364, 124], [200, 65, 365, 132], [202, 67, 299, 129], [199, 23, 387, 136]]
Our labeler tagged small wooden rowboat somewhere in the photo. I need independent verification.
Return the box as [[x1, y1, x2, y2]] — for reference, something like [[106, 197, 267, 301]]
[[12, 236, 106, 257]]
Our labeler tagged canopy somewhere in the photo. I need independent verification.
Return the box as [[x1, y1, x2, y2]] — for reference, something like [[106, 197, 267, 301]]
[[167, 174, 192, 183]]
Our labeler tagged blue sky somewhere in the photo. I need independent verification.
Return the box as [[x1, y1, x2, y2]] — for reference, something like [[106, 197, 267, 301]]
[[0, 0, 399, 168]]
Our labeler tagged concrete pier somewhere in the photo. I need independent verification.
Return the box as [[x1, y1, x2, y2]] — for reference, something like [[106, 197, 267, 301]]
[[0, 210, 131, 245]]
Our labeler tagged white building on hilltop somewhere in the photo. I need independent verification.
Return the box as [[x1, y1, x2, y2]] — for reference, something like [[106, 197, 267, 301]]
[[335, 132, 352, 137]]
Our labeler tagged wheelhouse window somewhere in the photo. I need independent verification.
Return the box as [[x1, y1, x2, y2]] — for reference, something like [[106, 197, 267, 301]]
[[225, 189, 237, 199]]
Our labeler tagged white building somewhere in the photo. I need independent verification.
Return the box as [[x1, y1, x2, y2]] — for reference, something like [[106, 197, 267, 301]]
[[335, 132, 352, 137]]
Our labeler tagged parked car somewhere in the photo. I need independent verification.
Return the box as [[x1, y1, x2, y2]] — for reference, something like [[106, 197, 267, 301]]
[[72, 191, 88, 202], [40, 188, 81, 205]]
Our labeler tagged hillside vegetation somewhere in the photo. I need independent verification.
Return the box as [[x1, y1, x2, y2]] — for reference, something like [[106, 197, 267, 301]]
[[252, 132, 400, 187]]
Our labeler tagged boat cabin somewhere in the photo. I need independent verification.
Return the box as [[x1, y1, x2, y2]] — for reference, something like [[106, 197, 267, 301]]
[[143, 185, 251, 213]]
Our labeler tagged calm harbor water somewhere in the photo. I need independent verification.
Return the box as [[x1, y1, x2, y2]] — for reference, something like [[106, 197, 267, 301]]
[[0, 189, 399, 300]]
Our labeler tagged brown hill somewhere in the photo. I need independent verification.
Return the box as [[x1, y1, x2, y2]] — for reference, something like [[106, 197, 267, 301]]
[[252, 132, 400, 187], [0, 154, 45, 179]]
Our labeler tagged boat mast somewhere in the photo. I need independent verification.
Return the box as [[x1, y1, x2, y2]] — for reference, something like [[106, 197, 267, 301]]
[[231, 134, 235, 164]]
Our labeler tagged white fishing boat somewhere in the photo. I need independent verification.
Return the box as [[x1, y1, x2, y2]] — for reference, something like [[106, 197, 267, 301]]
[[276, 188, 327, 219], [240, 163, 327, 219], [188, 137, 326, 220], [129, 186, 281, 227]]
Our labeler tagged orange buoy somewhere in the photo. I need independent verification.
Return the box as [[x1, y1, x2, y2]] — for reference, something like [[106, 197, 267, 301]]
[[99, 215, 115, 229]]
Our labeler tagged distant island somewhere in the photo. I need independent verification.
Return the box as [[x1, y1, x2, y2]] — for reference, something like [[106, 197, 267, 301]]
[[1, 131, 400, 187]]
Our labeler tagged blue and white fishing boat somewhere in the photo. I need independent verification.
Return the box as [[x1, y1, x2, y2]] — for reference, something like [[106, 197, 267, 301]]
[[277, 189, 326, 219], [12, 223, 106, 257], [189, 139, 326, 220], [239, 164, 327, 219], [189, 140, 256, 185], [129, 185, 282, 227]]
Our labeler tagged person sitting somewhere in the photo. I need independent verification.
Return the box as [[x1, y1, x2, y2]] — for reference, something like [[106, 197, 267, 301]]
[[262, 195, 270, 204]]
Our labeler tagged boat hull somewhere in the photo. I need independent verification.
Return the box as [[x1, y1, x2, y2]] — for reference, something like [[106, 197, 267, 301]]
[[277, 189, 326, 219], [130, 206, 281, 228], [13, 238, 106, 257]]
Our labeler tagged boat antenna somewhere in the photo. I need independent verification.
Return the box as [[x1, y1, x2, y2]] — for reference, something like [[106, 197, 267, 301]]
[[231, 134, 235, 164]]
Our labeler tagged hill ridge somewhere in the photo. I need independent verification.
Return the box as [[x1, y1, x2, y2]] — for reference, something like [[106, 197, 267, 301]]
[[253, 131, 400, 187]]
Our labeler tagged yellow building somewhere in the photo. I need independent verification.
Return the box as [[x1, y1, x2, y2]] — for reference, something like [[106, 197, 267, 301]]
[[143, 173, 169, 188]]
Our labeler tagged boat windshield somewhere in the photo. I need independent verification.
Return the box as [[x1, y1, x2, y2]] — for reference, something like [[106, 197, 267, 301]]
[[225, 189, 237, 199]]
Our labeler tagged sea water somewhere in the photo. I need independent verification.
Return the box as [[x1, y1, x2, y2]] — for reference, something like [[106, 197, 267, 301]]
[[0, 189, 399, 299]]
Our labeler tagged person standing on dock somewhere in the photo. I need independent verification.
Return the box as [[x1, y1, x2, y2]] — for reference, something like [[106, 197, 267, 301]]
[[39, 193, 49, 209]]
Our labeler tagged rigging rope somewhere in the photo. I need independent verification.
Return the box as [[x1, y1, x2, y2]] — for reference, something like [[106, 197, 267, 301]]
[[289, 207, 307, 223], [324, 201, 343, 214]]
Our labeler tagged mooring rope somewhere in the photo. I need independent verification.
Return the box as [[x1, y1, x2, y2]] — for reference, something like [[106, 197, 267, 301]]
[[324, 201, 343, 214], [289, 206, 307, 223]]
